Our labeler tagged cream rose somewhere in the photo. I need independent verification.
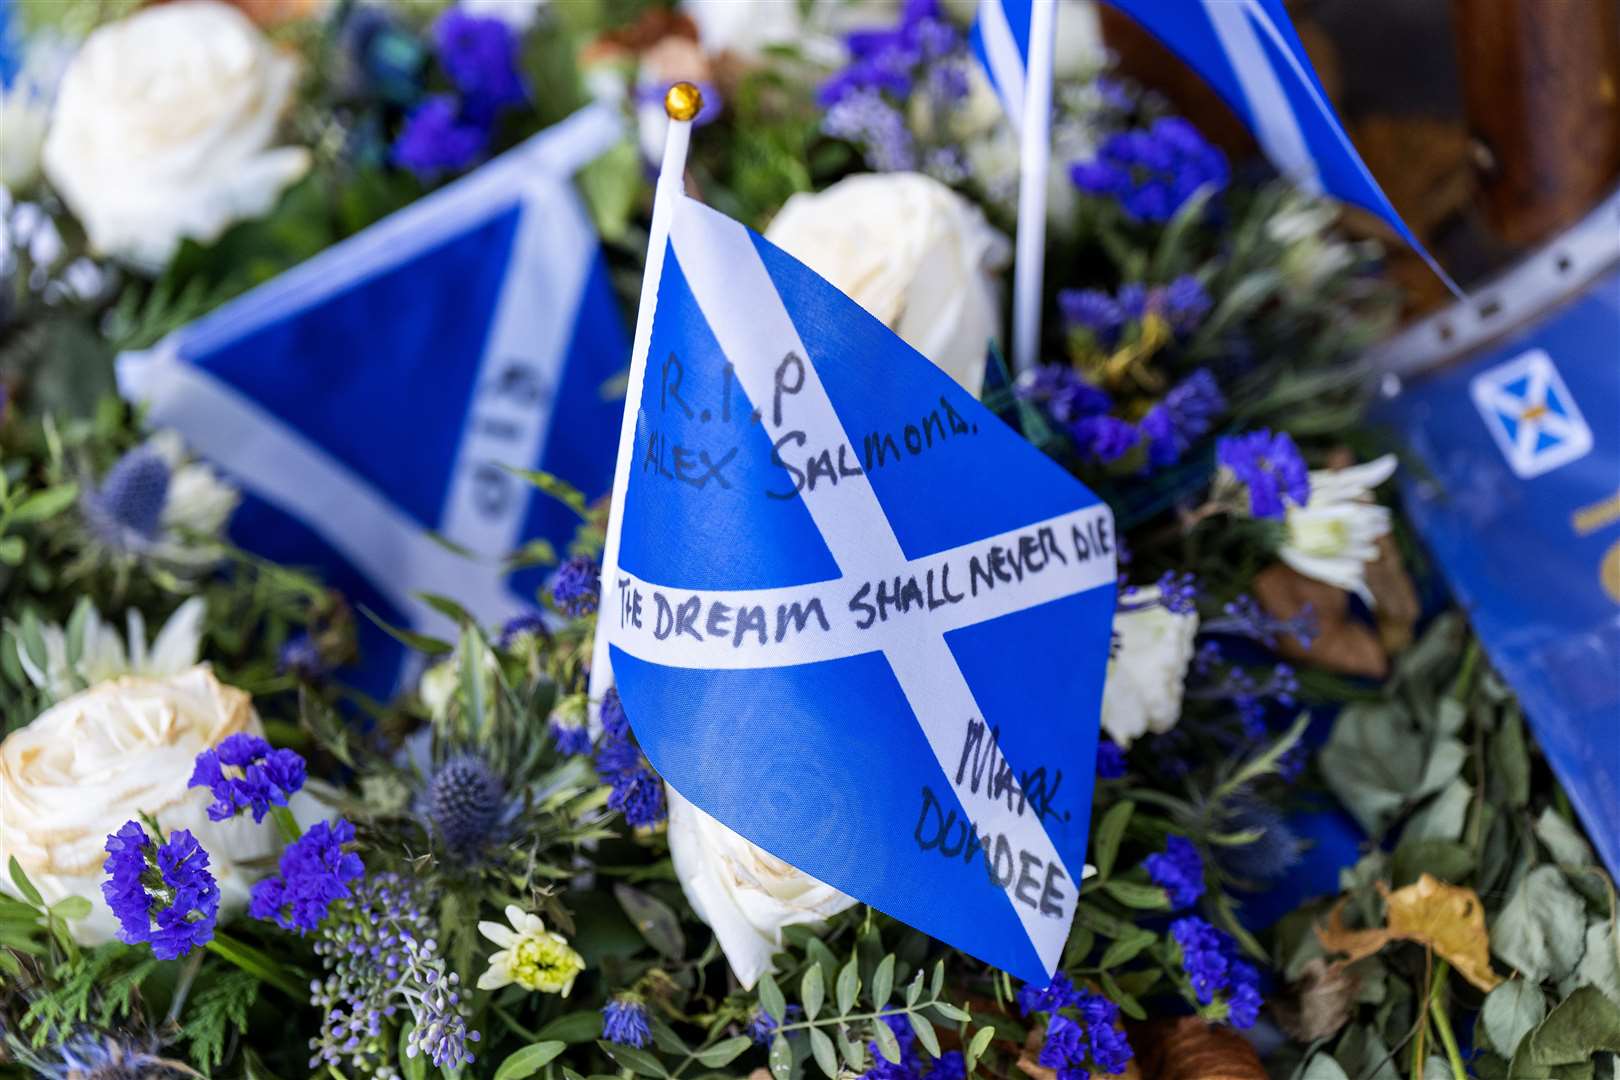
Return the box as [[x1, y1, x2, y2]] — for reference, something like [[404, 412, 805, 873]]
[[1100, 589, 1199, 747], [0, 666, 279, 944], [41, 0, 310, 269], [667, 786, 856, 989], [764, 173, 1009, 395]]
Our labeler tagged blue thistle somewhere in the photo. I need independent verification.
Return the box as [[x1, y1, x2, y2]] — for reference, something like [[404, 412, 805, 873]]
[[427, 754, 505, 855], [84, 447, 170, 550], [1214, 799, 1304, 882]]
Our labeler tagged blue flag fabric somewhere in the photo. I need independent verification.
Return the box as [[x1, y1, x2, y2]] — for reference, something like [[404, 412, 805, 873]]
[[604, 193, 1118, 984], [970, 0, 1035, 125], [119, 106, 628, 699], [1097, 0, 1457, 293], [1380, 266, 1620, 879]]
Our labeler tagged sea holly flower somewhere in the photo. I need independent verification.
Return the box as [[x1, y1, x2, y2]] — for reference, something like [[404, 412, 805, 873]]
[[81, 434, 238, 571], [426, 753, 507, 856], [1216, 429, 1311, 519], [249, 818, 364, 934], [476, 904, 585, 995], [101, 820, 219, 960], [189, 732, 306, 823], [603, 995, 652, 1048], [1144, 836, 1205, 909]]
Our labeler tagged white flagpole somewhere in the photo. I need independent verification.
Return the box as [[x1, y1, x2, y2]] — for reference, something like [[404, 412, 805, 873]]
[[1011, 0, 1056, 375], [589, 83, 701, 717]]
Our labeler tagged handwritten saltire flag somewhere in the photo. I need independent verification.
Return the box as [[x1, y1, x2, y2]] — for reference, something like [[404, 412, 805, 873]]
[[603, 191, 1118, 984], [117, 105, 628, 699], [970, 0, 1036, 125], [1093, 0, 1459, 294]]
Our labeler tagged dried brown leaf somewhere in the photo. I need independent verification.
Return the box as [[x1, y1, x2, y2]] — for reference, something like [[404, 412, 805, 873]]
[[1316, 875, 1502, 993], [1273, 957, 1362, 1043], [1254, 564, 1389, 678]]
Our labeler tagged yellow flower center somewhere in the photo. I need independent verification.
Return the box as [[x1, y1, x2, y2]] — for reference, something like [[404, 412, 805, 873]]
[[508, 932, 585, 993], [1291, 515, 1352, 557]]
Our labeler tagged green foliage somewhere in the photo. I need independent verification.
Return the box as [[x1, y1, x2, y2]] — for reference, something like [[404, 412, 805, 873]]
[[183, 967, 262, 1069]]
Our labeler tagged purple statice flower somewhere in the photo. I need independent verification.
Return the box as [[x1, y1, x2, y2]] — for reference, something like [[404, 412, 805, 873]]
[[1115, 283, 1150, 322], [1032, 990, 1132, 1080], [1017, 366, 1112, 426], [188, 734, 306, 824], [1168, 917, 1261, 1027], [862, 1014, 923, 1080], [1017, 972, 1084, 1016], [1096, 739, 1127, 780], [822, 89, 918, 173], [1216, 429, 1311, 518], [82, 447, 170, 553], [1144, 836, 1205, 909], [819, 0, 958, 109], [1141, 369, 1225, 468], [426, 754, 506, 855], [1155, 570, 1199, 615], [607, 766, 667, 829], [101, 822, 219, 960], [1036, 1015, 1084, 1071], [746, 1004, 803, 1045], [434, 9, 525, 114], [1073, 415, 1140, 464], [932, 1051, 967, 1080], [550, 714, 592, 756], [1058, 289, 1125, 342], [249, 819, 365, 934], [1201, 593, 1318, 650], [1070, 117, 1229, 223], [549, 555, 601, 617], [1162, 275, 1212, 333], [498, 612, 548, 650], [603, 996, 652, 1048], [278, 632, 328, 680], [600, 686, 629, 740], [393, 96, 488, 177]]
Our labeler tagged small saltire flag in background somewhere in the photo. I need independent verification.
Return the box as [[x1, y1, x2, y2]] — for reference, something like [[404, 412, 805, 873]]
[[1097, 0, 1460, 295], [119, 105, 628, 700], [970, 0, 1034, 125], [604, 191, 1118, 984], [1378, 255, 1620, 880]]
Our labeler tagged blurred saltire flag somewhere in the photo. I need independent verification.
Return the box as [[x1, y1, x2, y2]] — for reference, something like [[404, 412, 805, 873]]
[[974, 0, 1454, 292], [1377, 224, 1620, 878], [969, 0, 1035, 124], [118, 105, 628, 699], [604, 191, 1118, 984]]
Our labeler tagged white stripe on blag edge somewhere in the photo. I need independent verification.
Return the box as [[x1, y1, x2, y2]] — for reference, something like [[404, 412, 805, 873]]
[[636, 194, 1112, 976], [978, 0, 1026, 124], [1202, 0, 1321, 196], [609, 502, 1115, 670], [438, 174, 597, 561], [119, 349, 531, 637]]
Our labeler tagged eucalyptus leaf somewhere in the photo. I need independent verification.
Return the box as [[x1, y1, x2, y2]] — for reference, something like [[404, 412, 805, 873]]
[[1320, 703, 1426, 835], [1534, 809, 1596, 868], [1507, 987, 1620, 1077], [1494, 866, 1588, 983], [1481, 981, 1549, 1058]]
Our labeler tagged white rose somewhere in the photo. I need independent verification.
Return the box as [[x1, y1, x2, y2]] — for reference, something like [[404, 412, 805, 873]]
[[1281, 455, 1398, 603], [1100, 589, 1199, 747], [681, 0, 801, 57], [667, 786, 856, 989], [764, 173, 1009, 395], [41, 0, 310, 269], [0, 666, 279, 944], [0, 84, 49, 194]]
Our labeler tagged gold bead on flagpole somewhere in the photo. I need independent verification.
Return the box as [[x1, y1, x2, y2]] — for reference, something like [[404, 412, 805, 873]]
[[665, 81, 703, 122]]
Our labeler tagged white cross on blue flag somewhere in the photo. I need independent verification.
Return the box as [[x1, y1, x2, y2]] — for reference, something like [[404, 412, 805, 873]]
[[604, 192, 1118, 984], [117, 105, 628, 699], [1097, 0, 1458, 292], [969, 0, 1035, 125]]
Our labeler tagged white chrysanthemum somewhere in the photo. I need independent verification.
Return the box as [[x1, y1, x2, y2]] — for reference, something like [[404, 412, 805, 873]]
[[1280, 455, 1399, 603], [16, 597, 207, 703], [1267, 196, 1361, 294], [1100, 588, 1200, 748], [476, 904, 585, 994]]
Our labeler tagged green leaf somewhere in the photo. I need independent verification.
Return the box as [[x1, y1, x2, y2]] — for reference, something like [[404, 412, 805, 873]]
[[537, 1011, 611, 1044], [873, 1018, 901, 1064], [0, 536, 26, 565], [696, 1036, 754, 1069], [930, 1002, 971, 1023], [758, 970, 787, 1023], [1493, 710, 1532, 809], [769, 1034, 793, 1080], [599, 1041, 669, 1078], [1319, 702, 1427, 835], [809, 1028, 839, 1079], [930, 960, 944, 999], [802, 963, 825, 1021], [1100, 880, 1170, 909], [836, 956, 859, 1015], [1099, 929, 1157, 970], [837, 1026, 866, 1071], [1099, 971, 1145, 1021], [1534, 809, 1595, 867], [505, 467, 589, 517], [9, 484, 78, 524], [1300, 1055, 1350, 1080], [871, 954, 895, 1008], [1390, 838, 1476, 888], [1092, 801, 1134, 881], [8, 857, 43, 908], [614, 883, 686, 960], [1481, 981, 1549, 1058], [494, 1042, 567, 1080], [1493, 866, 1588, 982], [908, 1014, 940, 1057], [50, 896, 92, 921], [358, 605, 453, 656], [1507, 987, 1620, 1077], [967, 1026, 994, 1069], [1575, 921, 1620, 1007]]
